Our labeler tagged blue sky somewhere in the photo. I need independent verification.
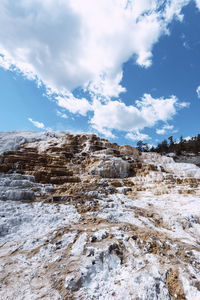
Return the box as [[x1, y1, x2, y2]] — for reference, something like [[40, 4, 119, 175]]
[[0, 0, 200, 146]]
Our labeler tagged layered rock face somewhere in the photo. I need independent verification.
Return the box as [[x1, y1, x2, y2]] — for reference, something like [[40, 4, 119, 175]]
[[0, 132, 139, 194], [0, 173, 50, 201], [0, 131, 200, 300]]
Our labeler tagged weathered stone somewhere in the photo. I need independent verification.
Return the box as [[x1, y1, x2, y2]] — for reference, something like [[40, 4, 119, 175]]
[[119, 145, 139, 158], [90, 158, 131, 178], [5, 190, 35, 201]]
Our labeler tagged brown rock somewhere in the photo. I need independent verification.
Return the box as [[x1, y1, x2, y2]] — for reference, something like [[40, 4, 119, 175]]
[[119, 145, 139, 158]]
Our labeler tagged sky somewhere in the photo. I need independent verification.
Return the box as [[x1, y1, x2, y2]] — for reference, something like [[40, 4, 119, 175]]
[[0, 0, 200, 146]]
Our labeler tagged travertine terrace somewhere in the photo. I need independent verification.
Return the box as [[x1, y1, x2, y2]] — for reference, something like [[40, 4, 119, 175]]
[[0, 131, 200, 300]]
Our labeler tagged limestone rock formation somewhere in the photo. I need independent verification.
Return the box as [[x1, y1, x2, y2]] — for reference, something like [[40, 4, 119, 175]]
[[0, 131, 200, 300], [119, 144, 140, 158], [89, 158, 132, 178], [0, 173, 53, 201]]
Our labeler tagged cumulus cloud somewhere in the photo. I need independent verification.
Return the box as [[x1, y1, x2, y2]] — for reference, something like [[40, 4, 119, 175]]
[[56, 93, 92, 116], [0, 0, 193, 138], [91, 98, 145, 136], [28, 118, 45, 129], [90, 94, 185, 137], [88, 72, 126, 100], [0, 0, 193, 99], [196, 86, 200, 98]]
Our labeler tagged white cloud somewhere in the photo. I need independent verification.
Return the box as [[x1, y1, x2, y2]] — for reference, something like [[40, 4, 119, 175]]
[[181, 33, 191, 49], [88, 72, 126, 100], [126, 131, 151, 141], [0, 0, 193, 99], [0, 0, 193, 138], [177, 102, 190, 108], [196, 86, 200, 98], [56, 92, 92, 116], [156, 129, 166, 135], [28, 118, 45, 129], [183, 41, 190, 49], [56, 110, 67, 119], [184, 136, 191, 141], [196, 0, 200, 10], [156, 124, 174, 135], [91, 98, 145, 136], [156, 129, 167, 135], [164, 0, 191, 22], [90, 94, 185, 137]]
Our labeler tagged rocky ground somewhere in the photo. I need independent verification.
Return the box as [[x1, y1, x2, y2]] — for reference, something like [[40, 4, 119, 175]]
[[0, 131, 200, 300]]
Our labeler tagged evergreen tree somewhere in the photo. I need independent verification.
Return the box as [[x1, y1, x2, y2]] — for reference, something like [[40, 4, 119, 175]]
[[136, 140, 144, 152]]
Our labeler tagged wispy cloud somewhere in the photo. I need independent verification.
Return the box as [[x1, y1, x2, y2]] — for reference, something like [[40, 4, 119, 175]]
[[56, 110, 68, 119], [28, 118, 45, 129], [126, 131, 151, 141], [156, 124, 174, 135], [196, 86, 200, 98]]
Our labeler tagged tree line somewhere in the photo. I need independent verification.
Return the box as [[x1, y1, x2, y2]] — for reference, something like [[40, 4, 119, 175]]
[[136, 134, 200, 155]]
